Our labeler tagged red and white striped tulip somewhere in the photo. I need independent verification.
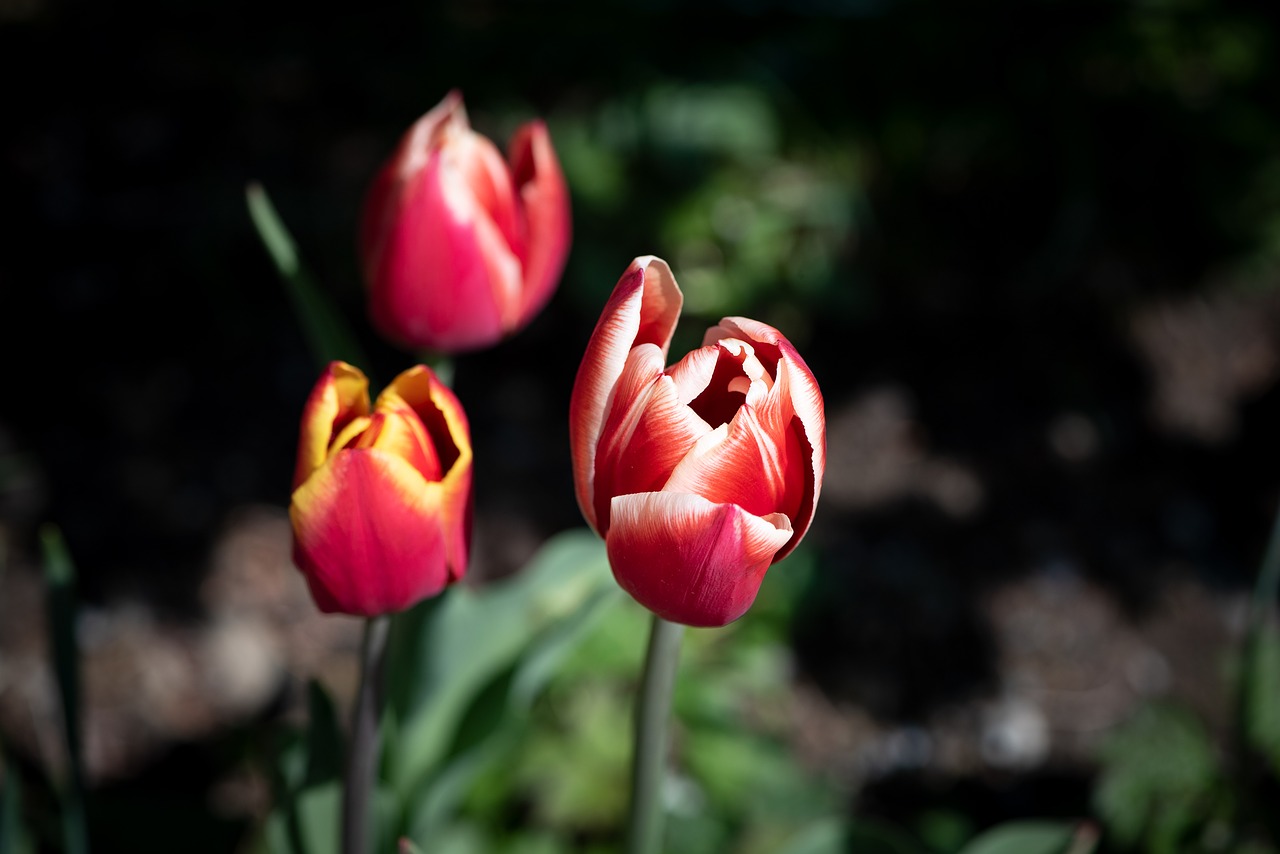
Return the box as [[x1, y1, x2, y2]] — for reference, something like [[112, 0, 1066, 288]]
[[570, 257, 826, 627], [359, 90, 571, 353], [290, 361, 472, 616]]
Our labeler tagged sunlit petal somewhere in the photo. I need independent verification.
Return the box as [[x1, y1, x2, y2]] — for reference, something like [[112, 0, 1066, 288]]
[[569, 257, 683, 531], [293, 362, 370, 489], [290, 450, 452, 616], [606, 492, 793, 627]]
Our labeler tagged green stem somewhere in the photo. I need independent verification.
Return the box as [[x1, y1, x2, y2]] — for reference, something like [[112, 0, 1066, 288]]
[[626, 614, 685, 854], [417, 352, 454, 388], [343, 614, 391, 854]]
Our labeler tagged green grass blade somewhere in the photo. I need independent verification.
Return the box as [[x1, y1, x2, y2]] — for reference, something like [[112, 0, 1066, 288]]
[[39, 525, 89, 854], [245, 182, 370, 371], [1, 741, 34, 854]]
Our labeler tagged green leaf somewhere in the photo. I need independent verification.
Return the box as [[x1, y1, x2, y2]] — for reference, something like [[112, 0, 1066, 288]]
[[1093, 703, 1221, 851], [244, 183, 369, 370], [0, 743, 34, 854], [302, 681, 345, 788], [259, 682, 346, 854], [956, 821, 1081, 854], [771, 817, 849, 854], [262, 782, 341, 854], [40, 525, 89, 854], [384, 530, 618, 840], [1245, 621, 1280, 774], [839, 818, 924, 854]]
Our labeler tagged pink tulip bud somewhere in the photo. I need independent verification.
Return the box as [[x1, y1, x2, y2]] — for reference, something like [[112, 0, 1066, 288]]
[[290, 361, 473, 616], [359, 90, 572, 353], [570, 257, 826, 627]]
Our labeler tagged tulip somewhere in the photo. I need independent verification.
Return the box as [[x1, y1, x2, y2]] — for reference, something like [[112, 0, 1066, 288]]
[[570, 257, 826, 627], [359, 90, 572, 353], [290, 361, 473, 616]]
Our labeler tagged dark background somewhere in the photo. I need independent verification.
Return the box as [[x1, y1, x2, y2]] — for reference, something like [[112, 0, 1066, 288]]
[[4, 0, 1280, 849]]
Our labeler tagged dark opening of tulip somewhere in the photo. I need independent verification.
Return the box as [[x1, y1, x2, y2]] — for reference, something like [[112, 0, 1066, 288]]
[[359, 90, 572, 354], [290, 360, 473, 617], [570, 256, 826, 628]]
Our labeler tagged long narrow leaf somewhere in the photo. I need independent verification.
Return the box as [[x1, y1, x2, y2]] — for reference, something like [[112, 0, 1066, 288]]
[[39, 525, 89, 854], [245, 182, 370, 370], [1, 741, 34, 854]]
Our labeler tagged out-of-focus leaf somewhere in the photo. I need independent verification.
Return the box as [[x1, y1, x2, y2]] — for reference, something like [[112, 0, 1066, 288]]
[[0, 744, 34, 854], [40, 525, 88, 854], [771, 817, 848, 854], [302, 681, 344, 788], [841, 818, 925, 854], [915, 808, 974, 854], [386, 530, 618, 842], [417, 822, 486, 854], [244, 182, 369, 370], [1246, 621, 1280, 774], [262, 782, 340, 854], [259, 681, 345, 854], [955, 821, 1080, 854], [1093, 703, 1221, 851]]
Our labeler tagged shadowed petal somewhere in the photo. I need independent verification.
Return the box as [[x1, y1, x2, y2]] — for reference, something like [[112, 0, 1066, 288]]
[[707, 317, 826, 560], [593, 344, 711, 532], [508, 120, 571, 328], [606, 492, 793, 627], [664, 403, 805, 524], [379, 365, 473, 579]]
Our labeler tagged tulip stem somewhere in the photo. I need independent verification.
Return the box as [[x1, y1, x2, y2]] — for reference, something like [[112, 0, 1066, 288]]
[[343, 614, 390, 854], [626, 614, 685, 854]]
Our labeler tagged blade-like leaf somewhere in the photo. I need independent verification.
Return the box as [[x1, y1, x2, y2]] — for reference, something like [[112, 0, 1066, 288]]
[[303, 681, 345, 788], [403, 585, 621, 844], [245, 182, 370, 370], [956, 821, 1084, 854], [384, 529, 617, 844], [40, 525, 89, 854], [0, 742, 34, 854], [385, 530, 612, 788]]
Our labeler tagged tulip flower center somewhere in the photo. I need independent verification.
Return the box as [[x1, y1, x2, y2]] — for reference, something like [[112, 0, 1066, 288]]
[[687, 338, 774, 429]]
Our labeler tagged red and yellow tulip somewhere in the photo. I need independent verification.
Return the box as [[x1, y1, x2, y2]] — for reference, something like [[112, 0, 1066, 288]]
[[290, 361, 472, 616], [359, 90, 571, 354], [570, 257, 826, 627]]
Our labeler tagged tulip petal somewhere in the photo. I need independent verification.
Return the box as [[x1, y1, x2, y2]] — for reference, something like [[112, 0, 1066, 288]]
[[508, 120, 571, 328], [293, 362, 370, 490], [368, 146, 525, 351], [379, 365, 473, 580], [710, 318, 826, 560], [663, 401, 805, 525], [606, 492, 793, 627], [593, 343, 712, 532], [570, 257, 683, 532], [290, 449, 454, 616], [358, 91, 463, 268], [354, 408, 443, 483]]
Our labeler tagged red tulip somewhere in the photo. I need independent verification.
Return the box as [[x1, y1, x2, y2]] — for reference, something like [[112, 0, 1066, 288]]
[[359, 90, 571, 353], [290, 361, 473, 616], [570, 257, 826, 627]]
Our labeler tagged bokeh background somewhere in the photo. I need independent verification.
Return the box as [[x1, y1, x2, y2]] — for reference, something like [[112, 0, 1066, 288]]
[[4, 0, 1280, 851]]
